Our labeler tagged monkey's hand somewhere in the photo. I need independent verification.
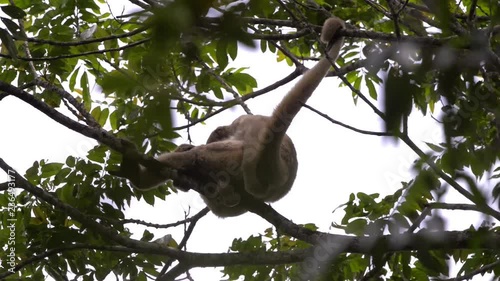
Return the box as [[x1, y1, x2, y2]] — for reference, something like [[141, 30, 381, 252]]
[[320, 17, 345, 50], [109, 139, 141, 183], [109, 155, 141, 181], [207, 126, 232, 143]]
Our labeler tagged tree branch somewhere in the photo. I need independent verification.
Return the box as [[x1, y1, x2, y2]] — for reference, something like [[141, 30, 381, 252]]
[[15, 26, 148, 46], [172, 49, 394, 131], [0, 244, 143, 279], [441, 259, 500, 281], [198, 59, 252, 114], [400, 135, 500, 221], [173, 69, 301, 130], [159, 208, 210, 275], [34, 78, 99, 127], [90, 207, 210, 229], [1, 151, 500, 278], [0, 38, 149, 61], [0, 80, 196, 189], [302, 104, 392, 136]]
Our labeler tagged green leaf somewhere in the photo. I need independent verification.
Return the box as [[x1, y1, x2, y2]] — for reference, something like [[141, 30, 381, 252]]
[[0, 68, 17, 83], [87, 146, 107, 163], [384, 68, 413, 133], [1, 5, 26, 19], [54, 168, 71, 185], [425, 142, 444, 153], [216, 40, 229, 69], [365, 75, 377, 99], [66, 156, 76, 167], [80, 72, 91, 111], [0, 27, 17, 58], [345, 70, 357, 84], [90, 106, 101, 122], [416, 251, 448, 275], [109, 109, 122, 131], [260, 39, 267, 53], [1, 17, 22, 37], [227, 39, 238, 60], [353, 76, 362, 93], [68, 67, 80, 91], [145, 93, 172, 134], [191, 107, 199, 120], [224, 71, 257, 94], [212, 87, 223, 99], [391, 212, 410, 228], [91, 106, 109, 127], [141, 229, 154, 242], [345, 219, 367, 235], [142, 190, 155, 205], [99, 70, 140, 97], [196, 72, 211, 93], [40, 163, 64, 178]]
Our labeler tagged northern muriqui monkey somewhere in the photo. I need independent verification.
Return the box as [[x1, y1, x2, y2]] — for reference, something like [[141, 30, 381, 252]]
[[112, 17, 346, 217]]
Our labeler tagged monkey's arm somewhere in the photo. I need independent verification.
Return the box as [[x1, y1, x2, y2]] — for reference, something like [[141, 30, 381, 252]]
[[270, 17, 345, 137], [242, 17, 345, 198], [206, 125, 232, 143]]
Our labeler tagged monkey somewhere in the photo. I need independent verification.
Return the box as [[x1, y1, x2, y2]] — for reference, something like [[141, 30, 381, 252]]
[[111, 17, 346, 217]]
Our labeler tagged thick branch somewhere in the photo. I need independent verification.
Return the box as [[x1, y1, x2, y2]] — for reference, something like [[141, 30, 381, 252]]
[[1, 158, 500, 278], [0, 80, 195, 189]]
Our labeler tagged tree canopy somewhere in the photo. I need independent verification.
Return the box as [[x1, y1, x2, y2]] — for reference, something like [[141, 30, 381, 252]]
[[0, 0, 499, 280]]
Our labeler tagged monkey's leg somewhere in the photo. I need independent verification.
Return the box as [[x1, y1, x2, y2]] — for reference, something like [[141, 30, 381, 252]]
[[174, 144, 195, 152], [110, 144, 194, 189], [158, 140, 245, 201]]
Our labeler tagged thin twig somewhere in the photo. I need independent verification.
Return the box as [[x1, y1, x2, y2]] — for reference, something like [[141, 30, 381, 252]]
[[198, 59, 252, 114], [0, 38, 149, 61], [302, 104, 391, 136], [8, 0, 37, 77], [34, 78, 99, 127], [467, 0, 479, 23], [173, 69, 301, 130], [385, 0, 402, 39], [158, 208, 210, 276], [441, 260, 500, 281], [16, 26, 148, 46], [400, 135, 500, 221]]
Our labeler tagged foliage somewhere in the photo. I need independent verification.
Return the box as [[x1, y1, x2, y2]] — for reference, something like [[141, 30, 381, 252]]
[[0, 0, 499, 280]]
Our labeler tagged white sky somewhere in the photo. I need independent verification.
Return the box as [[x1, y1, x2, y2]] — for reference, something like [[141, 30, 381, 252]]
[[0, 2, 488, 280]]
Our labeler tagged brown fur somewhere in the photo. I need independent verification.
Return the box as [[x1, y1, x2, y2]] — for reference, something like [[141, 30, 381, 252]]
[[112, 17, 345, 217]]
